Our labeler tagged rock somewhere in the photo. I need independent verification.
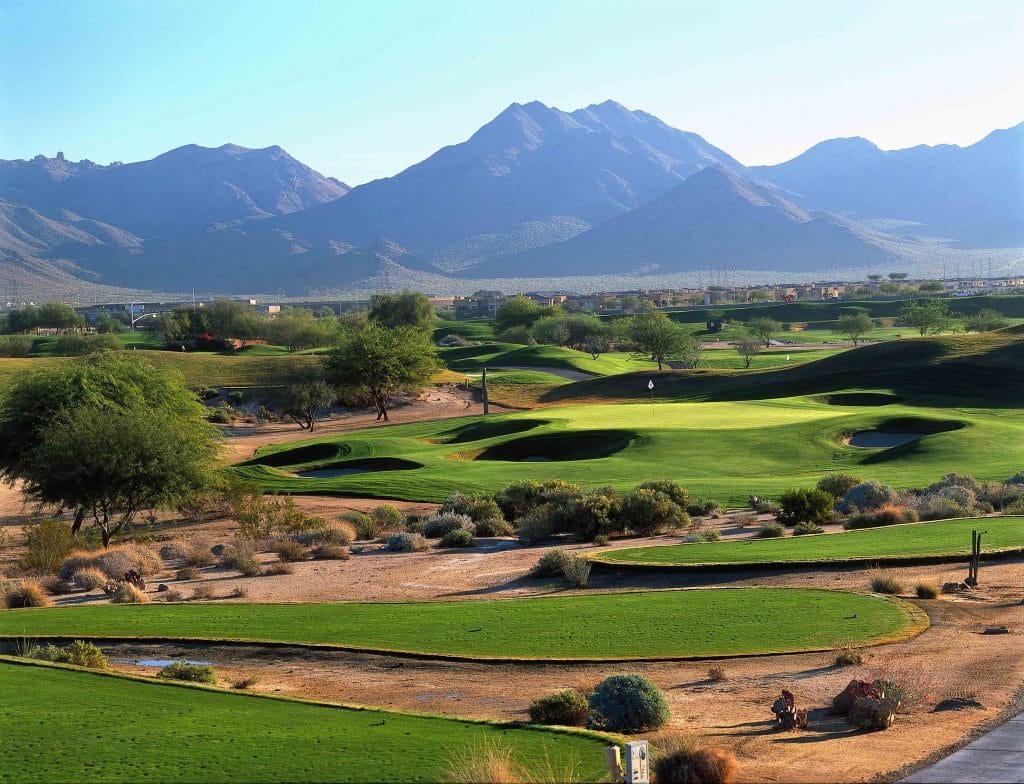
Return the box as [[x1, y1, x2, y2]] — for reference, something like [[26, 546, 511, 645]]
[[833, 680, 871, 714], [211, 544, 229, 556], [157, 583, 169, 592], [942, 581, 970, 594], [982, 626, 1009, 635]]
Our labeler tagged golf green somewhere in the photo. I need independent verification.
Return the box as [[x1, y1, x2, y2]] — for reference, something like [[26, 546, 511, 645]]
[[595, 516, 1024, 567], [0, 660, 609, 783], [0, 589, 925, 660]]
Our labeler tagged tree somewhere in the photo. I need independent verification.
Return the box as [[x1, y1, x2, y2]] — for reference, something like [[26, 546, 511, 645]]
[[898, 299, 956, 336], [37, 302, 84, 332], [282, 377, 337, 431], [324, 323, 438, 421], [267, 308, 340, 351], [964, 308, 1008, 333], [918, 280, 945, 293], [735, 337, 762, 368], [369, 290, 435, 331], [206, 300, 264, 345], [777, 488, 834, 526], [867, 274, 882, 284], [833, 312, 874, 345], [746, 317, 782, 348], [628, 311, 690, 370], [494, 296, 545, 333], [583, 334, 610, 360], [531, 316, 571, 346], [0, 353, 219, 546], [94, 313, 127, 334], [888, 272, 908, 282]]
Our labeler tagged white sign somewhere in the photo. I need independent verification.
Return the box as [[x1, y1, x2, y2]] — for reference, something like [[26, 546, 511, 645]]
[[625, 740, 650, 784], [647, 379, 654, 390]]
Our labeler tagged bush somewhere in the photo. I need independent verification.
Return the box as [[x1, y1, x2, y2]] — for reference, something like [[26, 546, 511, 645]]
[[651, 735, 738, 784], [0, 335, 32, 357], [472, 517, 515, 537], [440, 528, 474, 548], [312, 543, 350, 560], [494, 480, 582, 520], [227, 391, 244, 405], [817, 472, 863, 498], [870, 572, 904, 595], [3, 580, 52, 608], [59, 544, 160, 581], [108, 582, 150, 603], [158, 661, 216, 684], [844, 504, 918, 529], [758, 522, 785, 538], [528, 689, 590, 726], [496, 326, 534, 344], [834, 645, 863, 667], [777, 488, 834, 526], [184, 543, 216, 567], [531, 550, 573, 578], [516, 509, 555, 544], [386, 532, 428, 552], [621, 489, 689, 536], [686, 499, 720, 517], [158, 542, 188, 561], [562, 556, 591, 588], [272, 538, 308, 562], [372, 504, 405, 531], [263, 562, 294, 576], [838, 481, 897, 514], [232, 553, 262, 577], [293, 524, 354, 547], [231, 674, 260, 690], [42, 640, 109, 669], [637, 480, 690, 509], [916, 581, 939, 599], [422, 512, 475, 539], [52, 332, 120, 356], [344, 512, 382, 541], [588, 674, 670, 732], [707, 666, 726, 682], [72, 568, 107, 591], [176, 566, 201, 581], [792, 521, 824, 536], [190, 584, 215, 599], [439, 493, 506, 526], [20, 519, 77, 574]]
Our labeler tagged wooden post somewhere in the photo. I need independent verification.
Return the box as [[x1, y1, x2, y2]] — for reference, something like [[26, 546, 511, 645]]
[[481, 367, 489, 415]]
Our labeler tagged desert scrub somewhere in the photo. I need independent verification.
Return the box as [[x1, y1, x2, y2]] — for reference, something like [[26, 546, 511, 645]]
[[706, 666, 726, 682], [588, 674, 670, 733], [515, 510, 555, 544], [386, 532, 428, 552], [263, 562, 295, 576], [651, 734, 738, 784], [39, 640, 109, 669], [530, 549, 572, 578], [158, 542, 188, 561], [792, 521, 824, 536], [915, 581, 939, 599], [440, 528, 474, 548], [107, 582, 149, 604], [758, 522, 785, 538], [19, 519, 76, 574], [817, 472, 863, 499], [311, 543, 350, 560], [562, 556, 591, 588], [372, 504, 405, 531], [528, 689, 590, 726], [422, 512, 475, 539], [3, 580, 52, 608], [870, 572, 904, 595], [158, 661, 216, 684], [343, 511, 383, 541], [71, 568, 107, 591], [58, 544, 161, 582], [190, 584, 215, 600], [272, 538, 308, 562], [231, 674, 260, 690], [175, 566, 201, 581], [834, 644, 864, 667]]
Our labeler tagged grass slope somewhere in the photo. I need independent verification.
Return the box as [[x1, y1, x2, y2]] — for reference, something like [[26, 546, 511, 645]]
[[440, 342, 657, 376], [0, 589, 922, 660], [0, 660, 608, 783], [595, 516, 1024, 567]]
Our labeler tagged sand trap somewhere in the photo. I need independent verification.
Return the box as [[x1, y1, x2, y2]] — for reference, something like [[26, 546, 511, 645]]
[[295, 468, 368, 478], [847, 431, 924, 448], [519, 456, 552, 462]]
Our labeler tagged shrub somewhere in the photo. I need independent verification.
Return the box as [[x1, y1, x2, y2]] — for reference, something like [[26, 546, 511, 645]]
[[838, 481, 897, 514], [637, 480, 691, 509], [160, 589, 184, 602], [531, 550, 573, 578], [263, 562, 294, 576], [593, 534, 610, 546], [42, 640, 109, 669], [184, 543, 216, 567], [293, 524, 354, 547], [588, 674, 670, 732], [72, 568, 107, 591], [207, 404, 234, 423], [0, 335, 32, 357], [176, 566, 201, 581], [844, 504, 918, 529], [108, 582, 150, 603], [792, 521, 824, 536], [232, 554, 262, 577], [777, 488, 834, 526], [386, 532, 428, 552], [834, 645, 863, 667], [272, 538, 308, 562], [558, 487, 622, 541], [190, 584, 215, 600], [916, 581, 939, 599], [3, 580, 52, 608], [562, 556, 591, 588], [158, 661, 216, 684], [372, 504, 405, 531], [870, 572, 904, 595], [343, 512, 382, 541], [231, 674, 260, 690], [651, 735, 738, 784], [817, 472, 863, 498], [621, 489, 689, 536], [528, 689, 590, 726], [732, 512, 757, 528], [440, 528, 474, 548], [496, 326, 534, 344], [494, 480, 582, 520], [758, 522, 785, 538], [472, 517, 515, 537], [516, 509, 555, 544], [60, 544, 160, 581], [686, 499, 720, 517], [422, 512, 475, 539], [20, 519, 77, 574], [227, 391, 245, 405], [158, 542, 188, 561], [707, 666, 726, 682], [439, 493, 506, 526], [312, 543, 350, 560]]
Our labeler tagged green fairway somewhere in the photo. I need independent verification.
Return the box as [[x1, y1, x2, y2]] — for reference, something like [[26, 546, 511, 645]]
[[0, 660, 609, 783], [440, 342, 657, 376], [0, 589, 924, 660], [595, 516, 1024, 567], [699, 347, 844, 369]]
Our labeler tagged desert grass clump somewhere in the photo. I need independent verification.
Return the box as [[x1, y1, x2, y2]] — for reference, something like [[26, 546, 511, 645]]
[[231, 673, 260, 689], [176, 565, 201, 581], [184, 542, 216, 568], [159, 589, 184, 602], [386, 532, 428, 552], [107, 582, 149, 604], [444, 738, 584, 784], [293, 523, 354, 547], [190, 583, 215, 600], [40, 575, 73, 595], [528, 689, 590, 726], [707, 666, 727, 682], [157, 661, 216, 684], [915, 581, 940, 599], [272, 538, 308, 562], [311, 543, 350, 560], [72, 567, 107, 591], [158, 542, 188, 562], [834, 644, 864, 667], [650, 734, 738, 784], [758, 521, 785, 538], [870, 571, 905, 595], [3, 580, 52, 608], [59, 544, 160, 581], [263, 561, 295, 576]]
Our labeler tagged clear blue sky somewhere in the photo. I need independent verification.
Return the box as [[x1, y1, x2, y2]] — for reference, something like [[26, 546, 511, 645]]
[[1, 0, 1021, 185]]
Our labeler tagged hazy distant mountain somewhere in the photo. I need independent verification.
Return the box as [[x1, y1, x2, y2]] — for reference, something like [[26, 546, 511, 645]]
[[271, 99, 745, 265], [753, 122, 1024, 248], [468, 166, 909, 277], [0, 144, 349, 238]]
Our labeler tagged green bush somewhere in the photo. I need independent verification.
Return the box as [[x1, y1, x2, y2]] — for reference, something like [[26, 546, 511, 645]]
[[527, 689, 590, 726], [439, 494, 506, 526], [372, 504, 405, 531], [515, 508, 556, 544], [621, 489, 689, 536], [41, 640, 109, 669], [227, 391, 244, 405], [530, 550, 573, 578], [777, 488, 834, 526], [344, 512, 383, 541], [52, 332, 120, 356], [588, 674, 670, 732], [686, 499, 720, 517], [494, 480, 582, 520], [838, 481, 897, 514], [386, 532, 428, 552], [758, 522, 785, 538], [792, 521, 824, 536], [817, 472, 863, 498], [637, 480, 690, 509], [440, 528, 474, 548], [559, 487, 622, 541], [157, 661, 216, 684], [472, 517, 515, 537], [423, 512, 474, 539], [20, 519, 76, 574], [0, 335, 32, 357]]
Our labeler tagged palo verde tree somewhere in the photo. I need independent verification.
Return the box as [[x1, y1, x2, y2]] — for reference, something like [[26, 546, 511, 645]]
[[745, 317, 782, 348], [734, 337, 762, 369], [369, 290, 435, 331], [0, 353, 220, 546], [323, 323, 438, 422], [833, 311, 875, 345], [282, 373, 337, 431]]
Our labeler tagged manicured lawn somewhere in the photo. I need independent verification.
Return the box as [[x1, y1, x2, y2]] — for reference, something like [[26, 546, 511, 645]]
[[699, 347, 844, 369], [596, 516, 1024, 567], [440, 342, 657, 376], [0, 660, 609, 783], [0, 589, 922, 659]]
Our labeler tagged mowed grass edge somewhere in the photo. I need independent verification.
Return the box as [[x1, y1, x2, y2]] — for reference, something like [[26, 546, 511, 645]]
[[0, 657, 613, 784], [0, 588, 928, 661]]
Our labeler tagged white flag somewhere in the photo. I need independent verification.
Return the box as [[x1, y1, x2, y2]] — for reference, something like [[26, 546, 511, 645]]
[[647, 380, 654, 390]]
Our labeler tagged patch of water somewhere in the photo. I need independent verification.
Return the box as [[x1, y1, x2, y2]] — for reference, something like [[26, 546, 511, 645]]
[[847, 431, 924, 448], [116, 659, 214, 668]]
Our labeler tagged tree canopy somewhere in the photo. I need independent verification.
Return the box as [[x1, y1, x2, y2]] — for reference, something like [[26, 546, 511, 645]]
[[833, 312, 874, 345], [627, 311, 698, 370], [745, 317, 782, 348], [898, 299, 957, 336], [369, 290, 435, 331]]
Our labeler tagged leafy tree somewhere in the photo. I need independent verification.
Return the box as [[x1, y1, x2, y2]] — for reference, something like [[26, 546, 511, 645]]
[[734, 337, 762, 368], [619, 488, 689, 535], [888, 272, 908, 281], [494, 296, 545, 333], [206, 300, 264, 345], [6, 304, 41, 333], [531, 316, 571, 346], [898, 299, 956, 336], [37, 302, 84, 332], [94, 313, 127, 334], [323, 323, 438, 421], [833, 312, 874, 345], [369, 290, 435, 331], [583, 334, 610, 360], [267, 308, 340, 351], [282, 376, 337, 431], [964, 308, 1008, 333], [746, 317, 782, 348], [628, 311, 693, 370], [0, 354, 219, 546], [867, 274, 883, 283], [53, 332, 120, 355]]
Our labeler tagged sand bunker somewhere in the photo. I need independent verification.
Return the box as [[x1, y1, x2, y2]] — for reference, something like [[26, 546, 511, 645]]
[[847, 431, 924, 448]]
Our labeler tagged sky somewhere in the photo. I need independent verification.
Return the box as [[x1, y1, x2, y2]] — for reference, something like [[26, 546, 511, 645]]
[[1, 0, 1022, 185]]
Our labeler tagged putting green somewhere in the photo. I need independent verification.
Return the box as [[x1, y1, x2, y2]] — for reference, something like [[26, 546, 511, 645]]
[[0, 589, 925, 660], [594, 516, 1024, 568], [231, 394, 1024, 506], [0, 660, 610, 783]]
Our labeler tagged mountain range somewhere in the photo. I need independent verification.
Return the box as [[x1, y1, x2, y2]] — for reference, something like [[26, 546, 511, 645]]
[[1, 101, 1021, 298]]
